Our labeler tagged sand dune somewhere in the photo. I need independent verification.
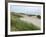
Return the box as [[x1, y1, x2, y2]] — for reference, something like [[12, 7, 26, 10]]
[[20, 15, 41, 28]]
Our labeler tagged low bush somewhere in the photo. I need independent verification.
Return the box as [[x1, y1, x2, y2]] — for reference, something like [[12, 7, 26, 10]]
[[37, 15, 41, 19]]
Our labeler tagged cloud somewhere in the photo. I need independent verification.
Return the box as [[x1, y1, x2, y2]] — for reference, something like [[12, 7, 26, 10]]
[[10, 5, 41, 15]]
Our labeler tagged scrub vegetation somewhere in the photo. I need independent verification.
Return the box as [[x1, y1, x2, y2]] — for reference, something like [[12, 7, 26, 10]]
[[11, 12, 40, 31]]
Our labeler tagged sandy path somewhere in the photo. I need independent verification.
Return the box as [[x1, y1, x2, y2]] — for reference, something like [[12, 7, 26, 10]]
[[20, 15, 41, 28]]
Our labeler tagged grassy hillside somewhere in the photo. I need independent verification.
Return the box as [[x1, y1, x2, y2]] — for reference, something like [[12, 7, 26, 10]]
[[11, 12, 40, 31]]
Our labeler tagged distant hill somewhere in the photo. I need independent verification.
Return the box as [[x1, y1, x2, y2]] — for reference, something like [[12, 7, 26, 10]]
[[11, 12, 41, 16]]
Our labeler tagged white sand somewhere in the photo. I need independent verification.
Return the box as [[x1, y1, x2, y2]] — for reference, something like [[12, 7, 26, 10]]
[[20, 15, 41, 28]]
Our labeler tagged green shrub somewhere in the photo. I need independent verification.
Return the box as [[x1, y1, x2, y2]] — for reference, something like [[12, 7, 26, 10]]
[[37, 15, 41, 19]]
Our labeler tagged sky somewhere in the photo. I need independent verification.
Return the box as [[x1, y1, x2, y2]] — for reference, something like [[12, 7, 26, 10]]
[[10, 5, 41, 15]]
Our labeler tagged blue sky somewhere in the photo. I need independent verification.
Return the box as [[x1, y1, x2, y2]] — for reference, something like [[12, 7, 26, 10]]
[[10, 5, 41, 15]]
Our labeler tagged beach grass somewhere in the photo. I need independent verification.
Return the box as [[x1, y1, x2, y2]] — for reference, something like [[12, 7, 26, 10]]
[[11, 12, 40, 31]]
